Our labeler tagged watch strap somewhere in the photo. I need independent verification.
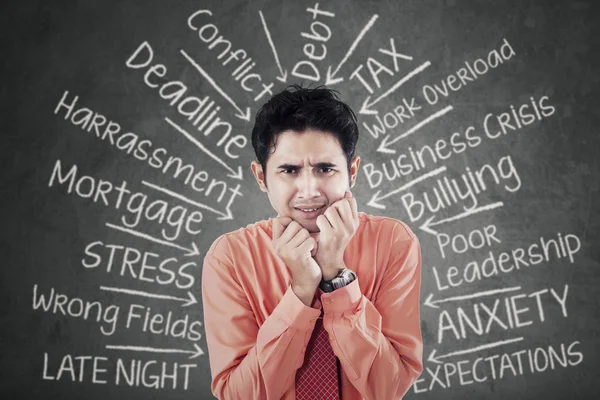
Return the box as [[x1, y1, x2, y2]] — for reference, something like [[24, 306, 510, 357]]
[[319, 268, 356, 292]]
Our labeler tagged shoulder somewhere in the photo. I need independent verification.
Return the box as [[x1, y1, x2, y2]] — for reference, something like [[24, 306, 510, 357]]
[[357, 213, 421, 279], [357, 211, 418, 243], [205, 218, 272, 265]]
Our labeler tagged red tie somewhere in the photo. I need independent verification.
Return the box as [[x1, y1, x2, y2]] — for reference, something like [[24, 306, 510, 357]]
[[295, 310, 340, 399]]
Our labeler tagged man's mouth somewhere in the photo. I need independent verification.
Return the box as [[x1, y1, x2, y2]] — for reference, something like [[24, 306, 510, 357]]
[[294, 205, 325, 218]]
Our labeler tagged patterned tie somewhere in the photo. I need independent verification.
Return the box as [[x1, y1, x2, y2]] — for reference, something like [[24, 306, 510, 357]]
[[295, 310, 340, 399]]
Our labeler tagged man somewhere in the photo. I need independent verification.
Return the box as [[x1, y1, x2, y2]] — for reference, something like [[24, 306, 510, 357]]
[[202, 85, 423, 400]]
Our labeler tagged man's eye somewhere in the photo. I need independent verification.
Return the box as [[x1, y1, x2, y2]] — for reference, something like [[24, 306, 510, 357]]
[[281, 168, 333, 174]]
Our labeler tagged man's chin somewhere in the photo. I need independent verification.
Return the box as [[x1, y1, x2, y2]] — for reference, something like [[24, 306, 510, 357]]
[[277, 209, 323, 232], [295, 220, 318, 232], [306, 225, 320, 234], [291, 218, 320, 233]]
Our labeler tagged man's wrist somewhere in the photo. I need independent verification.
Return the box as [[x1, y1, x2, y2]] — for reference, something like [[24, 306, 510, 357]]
[[292, 282, 318, 307], [321, 261, 346, 280], [322, 268, 344, 281]]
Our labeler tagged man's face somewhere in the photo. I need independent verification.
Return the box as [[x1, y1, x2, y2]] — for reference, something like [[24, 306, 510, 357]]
[[251, 129, 360, 233]]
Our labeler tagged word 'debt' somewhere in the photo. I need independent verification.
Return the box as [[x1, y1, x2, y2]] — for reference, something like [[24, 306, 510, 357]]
[[292, 3, 335, 81]]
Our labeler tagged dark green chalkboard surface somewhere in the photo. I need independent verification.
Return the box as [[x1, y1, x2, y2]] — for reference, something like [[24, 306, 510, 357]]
[[2, 0, 599, 399]]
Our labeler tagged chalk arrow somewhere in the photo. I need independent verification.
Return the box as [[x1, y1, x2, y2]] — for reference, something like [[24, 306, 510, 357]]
[[325, 14, 378, 85], [359, 61, 431, 115], [99, 286, 198, 307], [216, 206, 234, 221], [186, 242, 201, 257], [377, 105, 453, 154], [366, 166, 447, 210], [277, 71, 288, 83], [165, 117, 244, 181], [180, 50, 251, 121], [366, 190, 387, 210], [141, 179, 236, 220], [106, 344, 205, 359], [427, 337, 524, 364], [376, 134, 396, 155], [228, 165, 244, 180], [419, 216, 438, 236], [424, 286, 522, 309], [419, 202, 504, 236], [105, 223, 200, 256], [259, 10, 287, 83]]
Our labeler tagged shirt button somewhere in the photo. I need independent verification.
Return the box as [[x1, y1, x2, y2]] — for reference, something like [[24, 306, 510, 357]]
[[309, 318, 316, 323], [323, 298, 331, 304], [329, 333, 335, 341], [302, 346, 306, 353]]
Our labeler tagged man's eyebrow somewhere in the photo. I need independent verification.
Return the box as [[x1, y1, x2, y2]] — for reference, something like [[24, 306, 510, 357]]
[[277, 162, 337, 169]]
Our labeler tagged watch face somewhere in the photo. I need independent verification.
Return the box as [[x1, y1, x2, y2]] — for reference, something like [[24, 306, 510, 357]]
[[320, 269, 355, 292], [321, 281, 334, 292]]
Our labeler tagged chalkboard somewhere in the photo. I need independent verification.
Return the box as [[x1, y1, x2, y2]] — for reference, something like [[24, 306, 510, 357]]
[[2, 0, 599, 399]]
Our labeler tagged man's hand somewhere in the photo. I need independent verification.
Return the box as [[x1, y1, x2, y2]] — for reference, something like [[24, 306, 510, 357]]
[[272, 216, 322, 304], [315, 190, 360, 280]]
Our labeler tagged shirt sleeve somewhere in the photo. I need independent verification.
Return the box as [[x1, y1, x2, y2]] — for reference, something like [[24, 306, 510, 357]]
[[202, 237, 322, 400], [320, 223, 424, 400]]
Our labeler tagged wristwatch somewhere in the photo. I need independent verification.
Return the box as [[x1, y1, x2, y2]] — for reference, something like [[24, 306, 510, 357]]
[[319, 268, 357, 292]]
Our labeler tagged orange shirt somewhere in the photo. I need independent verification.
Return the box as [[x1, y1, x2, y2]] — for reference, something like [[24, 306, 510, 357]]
[[202, 211, 423, 400]]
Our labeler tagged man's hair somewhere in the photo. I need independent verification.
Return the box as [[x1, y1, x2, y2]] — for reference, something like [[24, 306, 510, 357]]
[[251, 84, 359, 187]]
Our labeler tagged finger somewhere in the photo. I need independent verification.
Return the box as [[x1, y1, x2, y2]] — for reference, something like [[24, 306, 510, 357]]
[[316, 214, 333, 236], [298, 237, 317, 257], [337, 199, 353, 226], [311, 240, 318, 257], [272, 219, 282, 241], [324, 204, 344, 231], [340, 191, 358, 224], [280, 221, 303, 244], [288, 228, 310, 249], [348, 195, 358, 222], [272, 216, 292, 241], [279, 216, 293, 227]]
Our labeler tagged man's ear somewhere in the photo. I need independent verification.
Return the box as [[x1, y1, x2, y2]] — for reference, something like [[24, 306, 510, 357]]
[[251, 161, 268, 192], [350, 156, 360, 188]]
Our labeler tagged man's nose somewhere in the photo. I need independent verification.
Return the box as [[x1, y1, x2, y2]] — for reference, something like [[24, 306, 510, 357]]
[[297, 171, 321, 197]]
